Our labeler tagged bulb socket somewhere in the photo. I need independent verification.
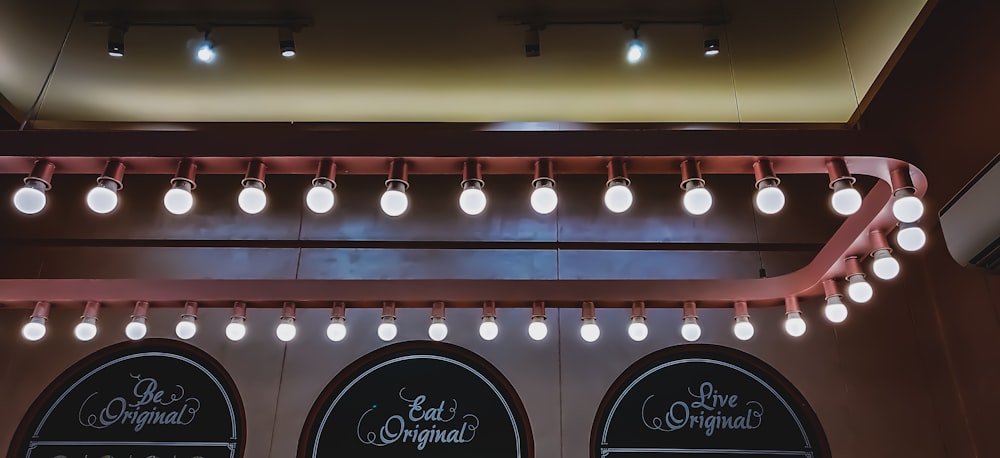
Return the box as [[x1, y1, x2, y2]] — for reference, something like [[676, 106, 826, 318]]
[[784, 296, 801, 314], [679, 159, 706, 190], [630, 301, 645, 319], [30, 301, 51, 320], [385, 159, 409, 189], [83, 301, 101, 320], [524, 27, 541, 57], [171, 159, 198, 190], [181, 301, 198, 318], [381, 301, 397, 319], [328, 301, 346, 319], [844, 256, 864, 278], [531, 301, 546, 319], [890, 167, 916, 193], [682, 301, 698, 319], [131, 300, 149, 320], [462, 159, 484, 189], [826, 158, 856, 188], [231, 301, 247, 319], [581, 301, 596, 320], [869, 230, 891, 255], [311, 159, 337, 188], [431, 301, 446, 319], [753, 159, 780, 189], [97, 159, 126, 190], [26, 160, 55, 189], [606, 158, 629, 187], [242, 160, 267, 188], [822, 279, 842, 299], [532, 159, 554, 186], [481, 301, 496, 319], [733, 300, 749, 318]]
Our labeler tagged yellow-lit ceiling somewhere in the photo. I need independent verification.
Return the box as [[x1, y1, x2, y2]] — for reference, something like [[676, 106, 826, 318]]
[[0, 0, 928, 124]]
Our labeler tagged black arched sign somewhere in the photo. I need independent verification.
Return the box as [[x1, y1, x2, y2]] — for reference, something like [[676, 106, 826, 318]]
[[592, 344, 829, 457], [9, 339, 245, 458], [299, 341, 533, 458]]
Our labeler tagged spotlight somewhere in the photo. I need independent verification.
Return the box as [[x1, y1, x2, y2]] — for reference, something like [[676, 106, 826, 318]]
[[87, 160, 125, 214], [732, 301, 754, 341], [279, 27, 296, 58], [680, 159, 713, 215], [459, 159, 487, 216], [381, 159, 409, 217], [75, 301, 101, 342], [196, 31, 217, 63], [753, 159, 785, 215], [783, 296, 806, 337], [428, 301, 448, 341], [580, 302, 600, 342], [238, 160, 267, 214], [528, 301, 548, 341], [107, 26, 126, 57], [276, 302, 297, 342], [524, 26, 541, 57], [890, 168, 924, 223], [327, 302, 347, 342], [869, 230, 900, 280], [627, 301, 648, 342], [530, 159, 558, 214], [226, 302, 248, 342], [896, 222, 927, 252], [175, 301, 198, 340], [479, 301, 499, 341], [681, 301, 702, 342], [844, 256, 873, 303], [21, 301, 50, 342], [125, 301, 149, 341], [13, 160, 54, 215], [378, 302, 398, 341], [604, 158, 633, 213], [164, 159, 196, 215], [704, 38, 720, 56], [625, 26, 645, 64], [827, 158, 862, 216], [307, 159, 337, 214], [822, 279, 848, 324]]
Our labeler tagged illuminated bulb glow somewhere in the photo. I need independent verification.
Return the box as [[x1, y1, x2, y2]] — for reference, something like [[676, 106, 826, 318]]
[[175, 315, 197, 340], [604, 179, 633, 213], [847, 274, 873, 303], [86, 180, 120, 214], [282, 49, 296, 58], [378, 317, 398, 341], [896, 223, 926, 252], [528, 317, 548, 341], [14, 179, 48, 215], [784, 311, 806, 337], [824, 296, 848, 323], [580, 318, 600, 342], [125, 317, 147, 340], [238, 181, 267, 214], [306, 181, 335, 214], [459, 181, 487, 216], [626, 39, 645, 64], [831, 180, 863, 216], [681, 317, 701, 342], [22, 317, 46, 341], [871, 249, 900, 280], [226, 317, 247, 341], [683, 182, 713, 215], [755, 179, 785, 214], [164, 181, 194, 215], [75, 317, 98, 341], [627, 316, 648, 341], [381, 181, 409, 216], [733, 316, 754, 341], [479, 316, 499, 341], [276, 317, 297, 342], [428, 317, 448, 341], [892, 189, 924, 223], [196, 42, 216, 63], [530, 179, 558, 214], [327, 317, 347, 342]]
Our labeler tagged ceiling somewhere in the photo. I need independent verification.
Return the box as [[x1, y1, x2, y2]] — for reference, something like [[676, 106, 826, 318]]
[[0, 0, 928, 124]]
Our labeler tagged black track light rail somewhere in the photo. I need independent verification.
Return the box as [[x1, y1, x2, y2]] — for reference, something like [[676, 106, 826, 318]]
[[498, 15, 728, 28], [84, 11, 313, 30]]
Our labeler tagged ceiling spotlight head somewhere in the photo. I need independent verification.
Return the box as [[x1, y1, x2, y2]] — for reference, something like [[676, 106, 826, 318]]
[[107, 26, 126, 57], [279, 27, 296, 58], [524, 26, 541, 58], [175, 301, 199, 340], [307, 160, 337, 214], [239, 161, 267, 214], [21, 301, 50, 342], [531, 159, 558, 214], [625, 27, 645, 64], [378, 302, 398, 341], [580, 302, 600, 343], [459, 160, 487, 216], [87, 160, 125, 214], [164, 160, 196, 215], [125, 301, 150, 341], [681, 301, 701, 342], [276, 302, 297, 342], [381, 159, 410, 217], [896, 222, 926, 252], [196, 31, 217, 63], [704, 38, 720, 56], [14, 160, 55, 215], [226, 302, 248, 342], [680, 160, 712, 215], [75, 301, 101, 342], [732, 301, 754, 341], [604, 158, 633, 213], [528, 302, 548, 341], [753, 160, 785, 215]]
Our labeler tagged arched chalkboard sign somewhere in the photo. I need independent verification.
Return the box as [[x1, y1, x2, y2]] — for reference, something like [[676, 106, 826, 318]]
[[8, 338, 245, 458], [299, 341, 533, 458], [592, 344, 830, 458]]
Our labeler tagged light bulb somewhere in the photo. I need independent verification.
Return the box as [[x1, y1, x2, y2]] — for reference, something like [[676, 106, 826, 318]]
[[175, 315, 197, 340], [479, 316, 499, 341], [528, 317, 548, 341], [733, 316, 754, 341], [626, 39, 645, 64], [327, 317, 347, 342], [824, 296, 848, 323], [784, 311, 806, 337], [282, 49, 296, 58], [13, 180, 47, 215], [125, 317, 147, 340], [306, 182, 335, 214], [378, 317, 398, 341], [75, 317, 98, 341], [21, 317, 46, 341], [681, 317, 701, 342], [683, 184, 713, 215], [580, 318, 600, 342], [530, 180, 558, 214], [831, 181, 863, 216], [892, 189, 924, 223], [847, 275, 873, 303], [226, 317, 247, 341], [380, 181, 408, 216], [428, 317, 448, 341], [86, 180, 119, 214], [276, 317, 296, 342], [872, 250, 900, 280], [196, 41, 216, 63], [896, 223, 926, 252], [459, 185, 487, 216], [627, 316, 648, 341], [604, 179, 633, 213], [755, 180, 785, 214], [238, 181, 267, 214], [164, 181, 194, 215]]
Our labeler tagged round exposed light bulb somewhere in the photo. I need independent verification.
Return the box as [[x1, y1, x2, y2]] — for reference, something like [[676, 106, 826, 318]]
[[380, 181, 409, 216], [378, 317, 398, 341], [306, 181, 335, 214], [13, 180, 47, 215], [847, 274, 873, 303], [580, 318, 600, 342], [681, 317, 701, 342], [479, 316, 499, 341], [626, 39, 645, 64], [627, 316, 648, 341], [831, 181, 863, 216], [125, 317, 147, 340], [196, 42, 216, 63], [755, 180, 785, 215], [871, 250, 900, 280], [327, 317, 347, 342], [175, 315, 197, 340], [428, 317, 448, 341], [226, 317, 247, 341], [22, 317, 46, 341], [164, 181, 194, 215], [75, 317, 98, 341], [784, 311, 806, 337], [604, 179, 633, 213], [733, 316, 754, 341], [892, 189, 924, 223], [528, 317, 548, 341], [824, 296, 848, 323], [683, 183, 713, 215], [459, 183, 487, 216], [896, 224, 926, 252], [530, 180, 558, 214], [86, 180, 119, 214], [276, 317, 296, 342], [238, 181, 267, 214]]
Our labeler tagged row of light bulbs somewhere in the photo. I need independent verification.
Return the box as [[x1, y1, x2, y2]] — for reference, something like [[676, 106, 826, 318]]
[[106, 27, 301, 61], [9, 158, 927, 226]]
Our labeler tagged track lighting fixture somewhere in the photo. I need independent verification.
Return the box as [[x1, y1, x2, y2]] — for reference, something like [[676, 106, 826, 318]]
[[524, 26, 541, 57], [108, 26, 126, 57], [680, 159, 713, 215], [896, 222, 927, 252], [75, 301, 101, 342], [276, 302, 297, 342], [196, 30, 217, 63], [783, 296, 806, 337], [381, 159, 410, 217], [479, 301, 499, 341], [528, 301, 548, 341], [753, 159, 785, 215], [226, 302, 248, 341], [890, 168, 924, 223], [459, 159, 487, 216], [625, 26, 645, 64], [627, 301, 648, 342], [530, 159, 558, 215], [869, 230, 900, 280], [125, 301, 150, 341], [175, 301, 198, 340], [604, 158, 633, 213], [827, 158, 863, 216], [164, 159, 196, 215], [13, 160, 54, 215], [580, 301, 600, 342], [327, 302, 347, 342], [238, 160, 267, 214], [87, 160, 125, 214], [378, 302, 398, 342], [278, 27, 296, 57], [681, 301, 702, 342], [844, 257, 873, 303], [21, 301, 50, 342], [306, 159, 337, 214], [428, 301, 448, 341], [704, 38, 720, 56], [822, 279, 848, 323], [732, 301, 754, 341]]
